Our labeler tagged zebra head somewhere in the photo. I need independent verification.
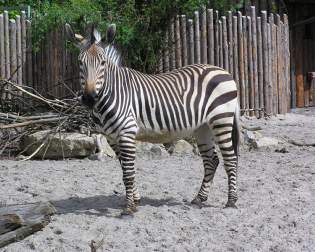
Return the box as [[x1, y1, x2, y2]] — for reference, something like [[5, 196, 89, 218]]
[[66, 23, 120, 108]]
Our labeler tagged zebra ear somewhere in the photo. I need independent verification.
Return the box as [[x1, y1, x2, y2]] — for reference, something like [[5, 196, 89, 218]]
[[106, 24, 116, 44], [65, 23, 84, 47]]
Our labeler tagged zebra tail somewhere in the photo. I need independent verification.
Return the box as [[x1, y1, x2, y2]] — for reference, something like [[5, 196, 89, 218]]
[[232, 104, 240, 157]]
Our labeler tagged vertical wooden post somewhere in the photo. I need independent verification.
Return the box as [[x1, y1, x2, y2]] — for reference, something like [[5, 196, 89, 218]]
[[242, 16, 249, 115], [201, 6, 207, 64], [228, 11, 234, 76], [257, 17, 264, 118], [261, 11, 270, 115], [251, 6, 259, 118], [180, 15, 188, 67], [237, 12, 245, 112], [169, 18, 176, 71], [0, 14, 4, 80], [175, 15, 182, 69], [4, 11, 10, 82], [233, 16, 239, 92], [247, 16, 254, 117], [188, 19, 195, 65], [26, 20, 33, 88], [194, 11, 201, 64], [222, 16, 229, 71], [284, 14, 290, 111], [163, 30, 170, 72], [16, 15, 22, 86], [207, 9, 214, 65], [219, 20, 223, 68], [268, 19, 274, 115], [21, 11, 27, 85], [9, 19, 17, 100], [215, 11, 219, 66], [271, 14, 278, 115]]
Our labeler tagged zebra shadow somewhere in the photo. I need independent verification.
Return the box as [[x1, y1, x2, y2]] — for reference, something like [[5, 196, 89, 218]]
[[51, 194, 182, 216]]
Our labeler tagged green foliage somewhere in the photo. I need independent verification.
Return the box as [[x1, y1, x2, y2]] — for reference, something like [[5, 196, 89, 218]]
[[2, 0, 243, 72]]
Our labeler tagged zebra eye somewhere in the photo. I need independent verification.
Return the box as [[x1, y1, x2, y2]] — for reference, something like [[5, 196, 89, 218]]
[[101, 61, 106, 66], [78, 60, 83, 66]]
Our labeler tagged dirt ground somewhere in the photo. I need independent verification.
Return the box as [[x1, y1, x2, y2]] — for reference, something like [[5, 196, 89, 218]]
[[0, 108, 314, 252]]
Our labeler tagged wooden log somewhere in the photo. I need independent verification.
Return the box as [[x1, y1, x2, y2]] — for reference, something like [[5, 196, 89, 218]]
[[0, 202, 56, 248], [180, 15, 188, 67], [257, 17, 264, 118], [163, 30, 170, 72], [247, 16, 254, 117], [228, 11, 234, 76], [250, 7, 259, 118], [188, 19, 195, 65], [222, 16, 229, 71], [175, 15, 182, 69], [207, 9, 214, 65], [26, 20, 33, 88], [194, 11, 201, 64], [169, 18, 176, 71], [237, 12, 245, 112], [242, 16, 249, 115], [215, 11, 219, 66], [200, 6, 207, 64], [21, 12, 27, 84], [233, 16, 239, 92]]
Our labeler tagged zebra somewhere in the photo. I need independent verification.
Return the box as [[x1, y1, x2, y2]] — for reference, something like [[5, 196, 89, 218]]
[[66, 23, 240, 215]]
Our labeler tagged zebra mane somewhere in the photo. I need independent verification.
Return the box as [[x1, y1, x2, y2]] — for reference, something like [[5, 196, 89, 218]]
[[103, 44, 122, 66]]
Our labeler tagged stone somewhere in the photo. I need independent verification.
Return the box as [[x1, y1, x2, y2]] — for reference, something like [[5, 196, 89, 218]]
[[93, 134, 116, 158], [135, 141, 169, 159], [21, 130, 96, 159], [243, 129, 279, 149], [171, 140, 194, 155]]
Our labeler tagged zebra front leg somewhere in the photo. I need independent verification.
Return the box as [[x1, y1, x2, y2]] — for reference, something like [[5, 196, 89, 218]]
[[118, 134, 140, 215], [191, 124, 219, 208]]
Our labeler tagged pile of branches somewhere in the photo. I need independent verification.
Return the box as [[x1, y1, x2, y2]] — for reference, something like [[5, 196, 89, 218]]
[[0, 79, 95, 159]]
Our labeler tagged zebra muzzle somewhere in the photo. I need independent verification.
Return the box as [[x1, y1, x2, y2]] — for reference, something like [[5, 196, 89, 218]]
[[81, 92, 98, 108]]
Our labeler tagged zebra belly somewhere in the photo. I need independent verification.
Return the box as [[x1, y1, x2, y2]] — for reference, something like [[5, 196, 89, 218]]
[[135, 127, 193, 144]]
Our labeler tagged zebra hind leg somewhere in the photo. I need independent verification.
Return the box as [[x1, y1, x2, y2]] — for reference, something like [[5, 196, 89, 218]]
[[212, 124, 238, 208], [191, 124, 219, 208]]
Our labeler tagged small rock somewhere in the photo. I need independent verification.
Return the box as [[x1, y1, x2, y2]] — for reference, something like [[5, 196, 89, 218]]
[[93, 134, 116, 158], [275, 147, 289, 153], [136, 141, 169, 159], [172, 140, 194, 155]]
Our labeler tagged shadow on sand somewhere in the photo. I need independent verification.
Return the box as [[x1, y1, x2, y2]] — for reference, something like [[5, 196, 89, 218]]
[[51, 194, 182, 216]]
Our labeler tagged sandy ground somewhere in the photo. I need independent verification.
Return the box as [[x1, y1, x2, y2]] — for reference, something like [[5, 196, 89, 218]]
[[0, 108, 314, 252]]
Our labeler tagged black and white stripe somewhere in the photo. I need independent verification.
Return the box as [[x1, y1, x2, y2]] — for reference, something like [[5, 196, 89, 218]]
[[76, 26, 240, 214]]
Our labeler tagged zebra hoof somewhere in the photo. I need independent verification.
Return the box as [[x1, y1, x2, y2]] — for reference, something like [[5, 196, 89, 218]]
[[120, 207, 135, 216], [224, 201, 238, 209], [191, 197, 203, 209]]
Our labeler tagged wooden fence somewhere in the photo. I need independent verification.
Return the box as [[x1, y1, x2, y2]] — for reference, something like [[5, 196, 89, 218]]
[[0, 10, 79, 104], [0, 6, 290, 117], [158, 6, 290, 117]]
